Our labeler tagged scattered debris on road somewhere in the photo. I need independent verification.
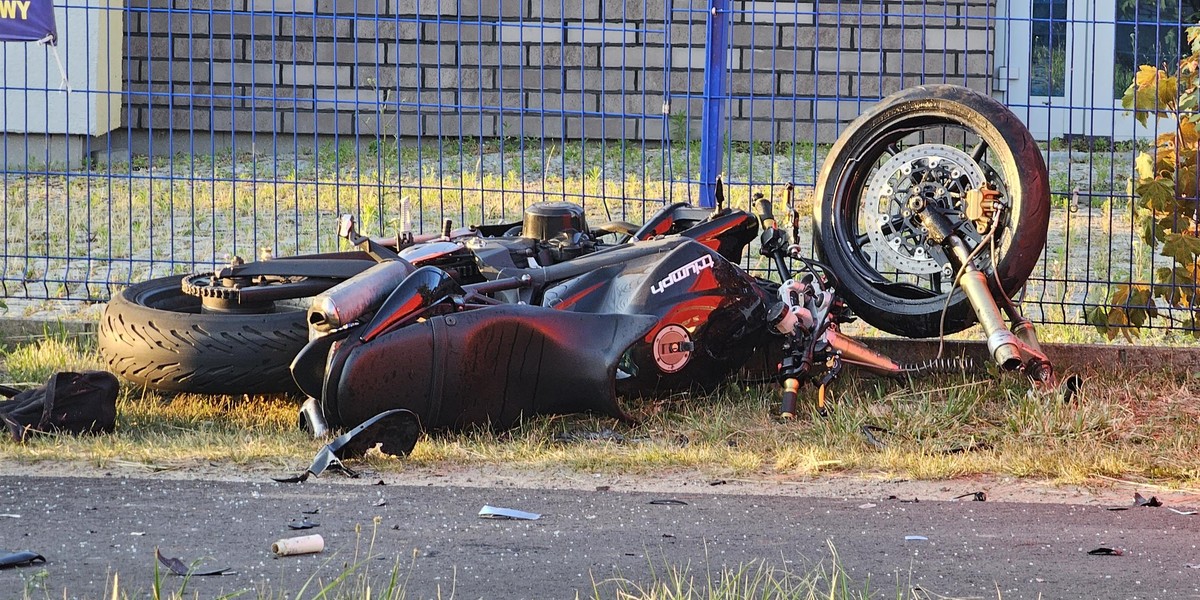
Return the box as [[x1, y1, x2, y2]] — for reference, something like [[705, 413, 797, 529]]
[[272, 534, 325, 557], [0, 551, 45, 569], [155, 549, 231, 576], [478, 505, 541, 520]]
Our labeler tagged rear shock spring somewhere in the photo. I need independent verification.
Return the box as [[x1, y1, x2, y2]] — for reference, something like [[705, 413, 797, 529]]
[[901, 356, 977, 376]]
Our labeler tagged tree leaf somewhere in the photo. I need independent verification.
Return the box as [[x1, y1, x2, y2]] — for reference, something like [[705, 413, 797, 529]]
[[1136, 177, 1177, 211], [1135, 152, 1156, 181], [1162, 232, 1200, 266], [1111, 283, 1131, 306], [1138, 212, 1169, 246], [1086, 305, 1120, 339], [1180, 118, 1199, 150], [1176, 164, 1199, 200], [1105, 306, 1131, 340], [1135, 85, 1163, 124], [1180, 87, 1200, 112], [1135, 65, 1164, 88], [1126, 284, 1159, 324], [1154, 266, 1194, 306], [1159, 75, 1180, 109], [1121, 81, 1140, 115]]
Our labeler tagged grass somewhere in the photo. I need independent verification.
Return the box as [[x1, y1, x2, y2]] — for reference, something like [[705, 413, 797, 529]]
[[590, 542, 881, 600], [2, 331, 1198, 487]]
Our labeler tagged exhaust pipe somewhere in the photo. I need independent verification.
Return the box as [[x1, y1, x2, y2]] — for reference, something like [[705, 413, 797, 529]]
[[307, 260, 414, 333]]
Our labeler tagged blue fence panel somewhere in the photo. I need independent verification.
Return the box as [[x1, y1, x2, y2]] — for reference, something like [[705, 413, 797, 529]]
[[0, 0, 1196, 336]]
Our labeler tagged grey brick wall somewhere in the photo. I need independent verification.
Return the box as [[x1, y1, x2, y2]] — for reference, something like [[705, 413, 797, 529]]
[[122, 0, 995, 144]]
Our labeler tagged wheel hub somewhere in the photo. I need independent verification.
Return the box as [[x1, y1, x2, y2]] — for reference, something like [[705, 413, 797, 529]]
[[863, 144, 987, 275]]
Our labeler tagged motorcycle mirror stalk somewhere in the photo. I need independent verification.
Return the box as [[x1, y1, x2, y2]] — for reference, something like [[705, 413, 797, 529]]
[[336, 214, 407, 262]]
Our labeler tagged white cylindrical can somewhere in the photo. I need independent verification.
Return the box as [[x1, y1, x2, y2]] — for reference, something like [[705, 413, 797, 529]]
[[272, 534, 325, 556]]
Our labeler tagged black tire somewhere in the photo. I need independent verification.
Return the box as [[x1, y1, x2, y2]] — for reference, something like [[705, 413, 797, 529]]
[[98, 276, 308, 395], [813, 85, 1049, 338]]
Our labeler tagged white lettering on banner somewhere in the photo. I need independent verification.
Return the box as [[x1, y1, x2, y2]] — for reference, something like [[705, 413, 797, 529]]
[[0, 1, 31, 19], [650, 255, 714, 295]]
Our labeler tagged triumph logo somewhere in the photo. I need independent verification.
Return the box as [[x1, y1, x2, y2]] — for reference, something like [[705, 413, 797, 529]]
[[650, 255, 714, 294]]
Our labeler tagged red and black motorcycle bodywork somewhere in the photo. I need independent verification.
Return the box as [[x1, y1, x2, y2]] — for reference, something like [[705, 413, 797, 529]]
[[293, 204, 770, 432]]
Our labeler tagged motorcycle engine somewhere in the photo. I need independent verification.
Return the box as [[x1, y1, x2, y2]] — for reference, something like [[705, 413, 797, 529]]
[[522, 201, 596, 265]]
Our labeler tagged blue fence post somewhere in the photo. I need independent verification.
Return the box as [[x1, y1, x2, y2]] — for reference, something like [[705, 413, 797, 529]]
[[698, 0, 729, 208]]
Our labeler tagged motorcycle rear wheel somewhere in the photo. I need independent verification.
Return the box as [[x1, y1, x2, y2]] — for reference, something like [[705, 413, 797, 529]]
[[813, 84, 1049, 338], [98, 276, 308, 395]]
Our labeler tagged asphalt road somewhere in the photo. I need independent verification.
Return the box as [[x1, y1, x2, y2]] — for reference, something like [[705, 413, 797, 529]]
[[1, 475, 1197, 599]]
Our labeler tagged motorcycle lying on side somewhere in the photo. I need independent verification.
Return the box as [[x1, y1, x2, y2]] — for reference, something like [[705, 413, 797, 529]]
[[98, 85, 1055, 443]]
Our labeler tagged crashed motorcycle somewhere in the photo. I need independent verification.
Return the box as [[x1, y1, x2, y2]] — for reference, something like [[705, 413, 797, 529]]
[[98, 85, 1054, 436]]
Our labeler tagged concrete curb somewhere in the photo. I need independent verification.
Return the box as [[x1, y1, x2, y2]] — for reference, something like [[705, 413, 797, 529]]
[[863, 337, 1200, 375], [0, 318, 96, 349]]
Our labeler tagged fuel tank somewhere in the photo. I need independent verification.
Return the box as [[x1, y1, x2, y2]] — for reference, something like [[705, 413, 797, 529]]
[[541, 238, 769, 396]]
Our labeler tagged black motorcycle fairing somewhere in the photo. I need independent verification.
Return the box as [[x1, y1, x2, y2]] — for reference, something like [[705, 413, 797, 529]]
[[291, 327, 352, 398], [321, 305, 659, 431], [543, 239, 770, 395], [633, 203, 760, 264]]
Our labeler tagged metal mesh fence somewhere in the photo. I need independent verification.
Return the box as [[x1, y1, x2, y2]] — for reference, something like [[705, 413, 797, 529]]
[[0, 0, 1196, 335]]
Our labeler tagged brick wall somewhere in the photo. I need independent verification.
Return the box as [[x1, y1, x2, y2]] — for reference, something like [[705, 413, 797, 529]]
[[122, 0, 995, 144]]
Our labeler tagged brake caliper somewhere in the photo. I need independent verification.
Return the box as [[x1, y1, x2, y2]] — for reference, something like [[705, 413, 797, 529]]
[[964, 184, 1002, 234]]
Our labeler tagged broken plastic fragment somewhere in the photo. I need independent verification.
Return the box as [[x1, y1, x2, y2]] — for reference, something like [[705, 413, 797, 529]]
[[1134, 492, 1162, 507], [155, 549, 231, 576], [478, 505, 541, 520], [953, 491, 987, 502], [904, 535, 928, 542], [861, 425, 888, 450], [274, 409, 420, 483], [287, 518, 319, 530], [1168, 508, 1198, 516], [0, 551, 45, 568], [1087, 547, 1123, 556], [1109, 493, 1164, 511]]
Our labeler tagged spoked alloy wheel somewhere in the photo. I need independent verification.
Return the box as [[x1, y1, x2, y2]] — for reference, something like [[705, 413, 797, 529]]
[[813, 85, 1050, 338]]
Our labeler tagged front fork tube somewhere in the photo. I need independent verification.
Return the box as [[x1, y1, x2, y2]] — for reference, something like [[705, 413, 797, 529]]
[[923, 212, 1055, 386]]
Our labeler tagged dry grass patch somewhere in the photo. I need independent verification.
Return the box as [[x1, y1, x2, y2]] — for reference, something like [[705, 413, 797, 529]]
[[0, 334, 1197, 487]]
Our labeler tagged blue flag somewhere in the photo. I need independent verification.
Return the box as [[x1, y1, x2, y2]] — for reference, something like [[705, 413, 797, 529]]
[[0, 0, 57, 45]]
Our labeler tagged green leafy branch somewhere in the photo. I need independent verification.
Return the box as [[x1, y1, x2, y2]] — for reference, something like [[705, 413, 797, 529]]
[[1089, 25, 1200, 338]]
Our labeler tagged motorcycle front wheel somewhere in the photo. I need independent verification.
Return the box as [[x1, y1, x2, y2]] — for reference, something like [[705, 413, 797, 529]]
[[813, 84, 1049, 338], [98, 275, 309, 395]]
